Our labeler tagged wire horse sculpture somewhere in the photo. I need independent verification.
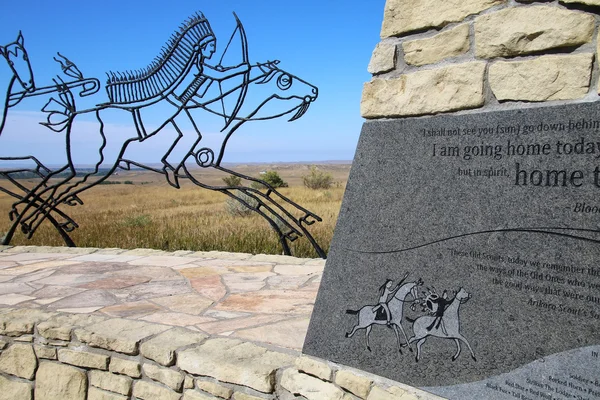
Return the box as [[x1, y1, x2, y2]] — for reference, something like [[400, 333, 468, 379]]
[[0, 12, 326, 258]]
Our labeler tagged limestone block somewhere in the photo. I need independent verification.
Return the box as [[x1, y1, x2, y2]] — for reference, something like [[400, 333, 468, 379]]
[[143, 363, 184, 392], [295, 356, 332, 381], [403, 24, 470, 66], [367, 43, 396, 75], [38, 314, 106, 341], [367, 387, 397, 400], [0, 340, 7, 350], [0, 375, 32, 400], [13, 336, 33, 342], [58, 348, 109, 370], [87, 387, 128, 400], [232, 393, 265, 400], [0, 344, 37, 379], [184, 375, 194, 389], [89, 370, 132, 396], [475, 6, 594, 58], [132, 381, 181, 400], [177, 338, 294, 393], [35, 362, 87, 400], [335, 370, 373, 399], [196, 380, 233, 398], [489, 54, 593, 101], [560, 0, 600, 6], [280, 368, 345, 400], [140, 327, 207, 366], [0, 309, 54, 336], [74, 318, 170, 354], [33, 345, 57, 360], [183, 389, 219, 400], [381, 0, 504, 37], [361, 62, 486, 118], [109, 357, 141, 378]]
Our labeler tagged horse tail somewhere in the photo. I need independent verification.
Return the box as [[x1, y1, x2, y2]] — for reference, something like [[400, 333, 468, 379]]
[[346, 309, 359, 315], [405, 317, 416, 323]]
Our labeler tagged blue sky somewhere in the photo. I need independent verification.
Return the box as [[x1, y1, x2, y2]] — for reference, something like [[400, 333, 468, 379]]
[[0, 1, 385, 164]]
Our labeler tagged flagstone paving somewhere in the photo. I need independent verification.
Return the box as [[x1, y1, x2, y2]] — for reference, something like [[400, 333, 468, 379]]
[[0, 246, 324, 351]]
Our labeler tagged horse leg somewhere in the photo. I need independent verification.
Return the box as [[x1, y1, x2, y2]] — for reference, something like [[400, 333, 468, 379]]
[[397, 324, 413, 353], [211, 165, 326, 258], [415, 338, 427, 362], [365, 325, 372, 352], [182, 165, 299, 255], [345, 325, 362, 338], [392, 325, 403, 354], [456, 334, 477, 361], [452, 338, 462, 361], [20, 110, 136, 238]]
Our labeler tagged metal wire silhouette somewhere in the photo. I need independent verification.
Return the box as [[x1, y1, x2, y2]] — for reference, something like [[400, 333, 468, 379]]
[[0, 13, 325, 258]]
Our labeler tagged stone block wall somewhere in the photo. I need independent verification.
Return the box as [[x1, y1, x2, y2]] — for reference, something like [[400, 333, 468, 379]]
[[363, 0, 600, 118], [0, 308, 441, 400]]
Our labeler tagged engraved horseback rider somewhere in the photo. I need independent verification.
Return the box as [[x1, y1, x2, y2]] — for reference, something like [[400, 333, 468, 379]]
[[423, 288, 454, 336], [104, 13, 249, 188], [372, 272, 409, 326]]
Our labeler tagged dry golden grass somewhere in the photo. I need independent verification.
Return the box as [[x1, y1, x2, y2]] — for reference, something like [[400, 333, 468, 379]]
[[0, 164, 349, 258]]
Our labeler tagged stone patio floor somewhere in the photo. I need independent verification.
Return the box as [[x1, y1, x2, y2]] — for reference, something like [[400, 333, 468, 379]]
[[0, 245, 324, 352]]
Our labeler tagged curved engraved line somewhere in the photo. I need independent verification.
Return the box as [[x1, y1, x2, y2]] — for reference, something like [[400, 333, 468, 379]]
[[345, 227, 600, 254]]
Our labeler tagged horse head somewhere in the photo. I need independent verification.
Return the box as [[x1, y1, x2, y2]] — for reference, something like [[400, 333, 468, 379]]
[[455, 287, 472, 303], [250, 60, 318, 121], [0, 32, 35, 92]]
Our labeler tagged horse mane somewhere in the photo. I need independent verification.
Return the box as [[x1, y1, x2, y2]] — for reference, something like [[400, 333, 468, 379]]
[[105, 12, 213, 104]]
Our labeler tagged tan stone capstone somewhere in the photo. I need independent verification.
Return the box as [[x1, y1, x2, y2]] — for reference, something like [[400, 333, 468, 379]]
[[58, 348, 109, 370], [177, 338, 294, 393], [0, 344, 37, 380], [143, 363, 185, 392], [87, 387, 128, 400], [475, 6, 595, 58], [381, 0, 505, 37], [368, 43, 397, 75], [35, 362, 87, 400], [361, 62, 486, 118], [402, 24, 470, 66], [0, 309, 54, 336], [74, 318, 170, 354], [196, 380, 234, 399], [281, 368, 345, 400], [89, 370, 132, 396], [0, 374, 32, 400], [295, 355, 332, 381], [109, 357, 141, 378], [38, 313, 106, 341], [132, 381, 180, 400], [335, 370, 373, 399], [140, 327, 207, 366], [489, 53, 593, 102]]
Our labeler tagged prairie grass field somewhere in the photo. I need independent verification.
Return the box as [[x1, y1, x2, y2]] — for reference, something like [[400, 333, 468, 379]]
[[0, 164, 350, 258]]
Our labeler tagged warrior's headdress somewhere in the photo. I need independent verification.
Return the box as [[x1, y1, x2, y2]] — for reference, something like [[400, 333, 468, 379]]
[[106, 12, 214, 104]]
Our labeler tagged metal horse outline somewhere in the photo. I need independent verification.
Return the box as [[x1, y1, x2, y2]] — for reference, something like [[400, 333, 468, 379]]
[[0, 12, 325, 258]]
